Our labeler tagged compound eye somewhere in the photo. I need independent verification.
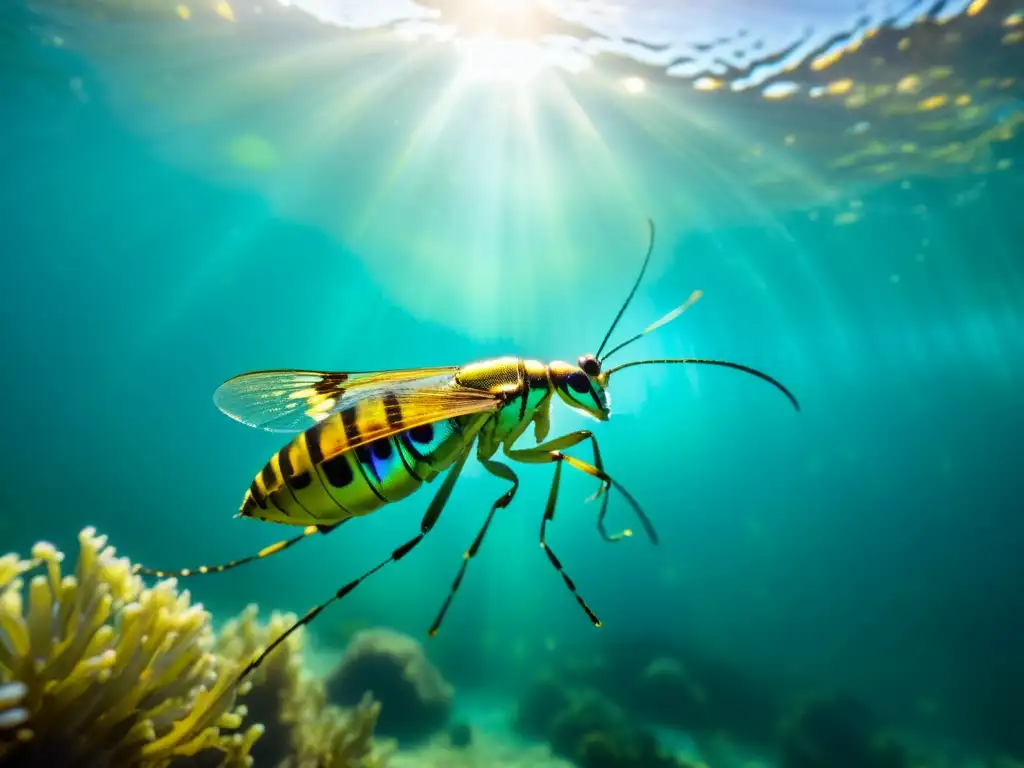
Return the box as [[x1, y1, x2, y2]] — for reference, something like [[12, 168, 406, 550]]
[[578, 356, 601, 377], [566, 372, 590, 394]]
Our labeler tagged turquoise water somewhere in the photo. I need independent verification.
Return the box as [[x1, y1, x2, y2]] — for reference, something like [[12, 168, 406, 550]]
[[1, 0, 1022, 765]]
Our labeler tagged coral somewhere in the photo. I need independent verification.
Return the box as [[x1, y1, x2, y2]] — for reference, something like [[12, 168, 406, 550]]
[[325, 628, 452, 744], [211, 606, 304, 767], [0, 527, 261, 768], [288, 691, 387, 768], [214, 604, 394, 768], [0, 682, 27, 731]]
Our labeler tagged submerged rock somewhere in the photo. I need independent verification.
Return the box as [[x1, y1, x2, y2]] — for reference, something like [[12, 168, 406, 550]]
[[778, 694, 909, 768], [515, 676, 696, 768], [325, 628, 454, 744], [447, 722, 474, 749]]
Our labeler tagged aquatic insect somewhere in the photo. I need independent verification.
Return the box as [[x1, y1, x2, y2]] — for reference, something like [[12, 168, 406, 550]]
[[136, 218, 799, 684]]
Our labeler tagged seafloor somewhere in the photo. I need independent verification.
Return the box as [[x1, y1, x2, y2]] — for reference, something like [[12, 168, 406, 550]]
[[1, 528, 1020, 768]]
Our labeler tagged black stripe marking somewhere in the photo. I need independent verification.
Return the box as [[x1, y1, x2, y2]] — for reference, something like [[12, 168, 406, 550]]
[[261, 463, 276, 492], [356, 446, 380, 484], [305, 425, 324, 466], [586, 381, 603, 411], [401, 432, 427, 463], [279, 446, 312, 491], [264, 461, 290, 517], [383, 392, 404, 430], [353, 446, 387, 502], [313, 373, 349, 396], [518, 361, 530, 422], [395, 437, 423, 482], [309, 443, 353, 517], [341, 407, 361, 445], [372, 439, 393, 461], [278, 446, 294, 477], [322, 454, 355, 488], [277, 446, 318, 519], [249, 480, 267, 509], [409, 423, 434, 444]]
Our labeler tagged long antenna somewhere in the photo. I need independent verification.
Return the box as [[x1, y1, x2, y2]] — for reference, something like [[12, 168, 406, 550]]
[[599, 289, 702, 364], [604, 358, 801, 411], [595, 218, 656, 361]]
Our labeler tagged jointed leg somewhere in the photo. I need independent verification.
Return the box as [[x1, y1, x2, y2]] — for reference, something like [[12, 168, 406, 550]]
[[510, 430, 627, 542], [427, 458, 519, 637], [133, 521, 346, 579], [234, 448, 472, 686], [508, 435, 658, 545], [539, 459, 601, 627], [517, 430, 608, 500]]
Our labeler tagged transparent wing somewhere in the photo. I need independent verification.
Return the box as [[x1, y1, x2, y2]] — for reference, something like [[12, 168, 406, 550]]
[[318, 387, 506, 457], [213, 366, 500, 434]]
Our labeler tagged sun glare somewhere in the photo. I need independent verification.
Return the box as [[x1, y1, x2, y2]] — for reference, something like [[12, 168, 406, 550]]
[[480, 0, 531, 10], [622, 76, 646, 94], [456, 36, 545, 83], [447, 0, 548, 83]]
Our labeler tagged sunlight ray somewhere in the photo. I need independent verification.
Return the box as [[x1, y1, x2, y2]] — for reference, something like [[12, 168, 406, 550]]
[[148, 35, 388, 126], [548, 75, 647, 218], [348, 58, 476, 239], [487, 80, 581, 326], [623, 80, 841, 217], [285, 43, 441, 159], [592, 81, 804, 233], [516, 79, 570, 301]]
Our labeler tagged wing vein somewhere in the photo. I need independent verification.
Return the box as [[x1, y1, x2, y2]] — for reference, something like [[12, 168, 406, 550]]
[[213, 366, 501, 435]]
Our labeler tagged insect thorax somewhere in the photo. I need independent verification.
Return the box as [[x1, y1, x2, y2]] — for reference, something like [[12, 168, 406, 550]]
[[455, 357, 553, 458]]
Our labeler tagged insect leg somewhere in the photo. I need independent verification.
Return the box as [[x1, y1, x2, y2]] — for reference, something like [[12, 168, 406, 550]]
[[521, 430, 608, 501], [507, 438, 657, 545], [533, 458, 601, 627], [427, 459, 519, 637], [234, 447, 472, 687], [133, 522, 345, 579]]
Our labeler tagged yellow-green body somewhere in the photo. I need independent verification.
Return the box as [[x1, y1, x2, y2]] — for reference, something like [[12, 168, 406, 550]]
[[241, 357, 585, 525]]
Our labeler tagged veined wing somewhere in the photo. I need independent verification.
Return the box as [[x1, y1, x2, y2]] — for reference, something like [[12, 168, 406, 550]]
[[213, 366, 500, 434]]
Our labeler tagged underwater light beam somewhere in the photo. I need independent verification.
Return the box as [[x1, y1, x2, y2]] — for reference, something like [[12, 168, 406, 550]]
[[551, 76, 643, 192], [349, 59, 473, 237], [516, 83, 574, 299]]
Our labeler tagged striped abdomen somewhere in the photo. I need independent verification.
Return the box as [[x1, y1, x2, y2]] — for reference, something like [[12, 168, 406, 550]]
[[240, 404, 471, 525]]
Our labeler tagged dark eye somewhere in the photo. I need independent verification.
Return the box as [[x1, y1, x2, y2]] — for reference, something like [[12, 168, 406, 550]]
[[566, 372, 590, 393], [579, 356, 601, 377]]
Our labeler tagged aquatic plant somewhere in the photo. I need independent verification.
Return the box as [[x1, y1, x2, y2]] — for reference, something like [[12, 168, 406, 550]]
[[0, 682, 27, 732], [0, 527, 261, 767], [215, 604, 394, 768]]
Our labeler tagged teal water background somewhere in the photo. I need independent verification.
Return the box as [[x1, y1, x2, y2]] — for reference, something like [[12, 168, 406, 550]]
[[1, 0, 1022, 757]]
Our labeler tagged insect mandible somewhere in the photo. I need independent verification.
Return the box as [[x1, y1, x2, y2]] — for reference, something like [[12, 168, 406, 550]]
[[135, 218, 800, 686]]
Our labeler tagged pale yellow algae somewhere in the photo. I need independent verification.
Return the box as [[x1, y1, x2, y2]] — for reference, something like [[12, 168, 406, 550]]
[[0, 527, 261, 767]]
